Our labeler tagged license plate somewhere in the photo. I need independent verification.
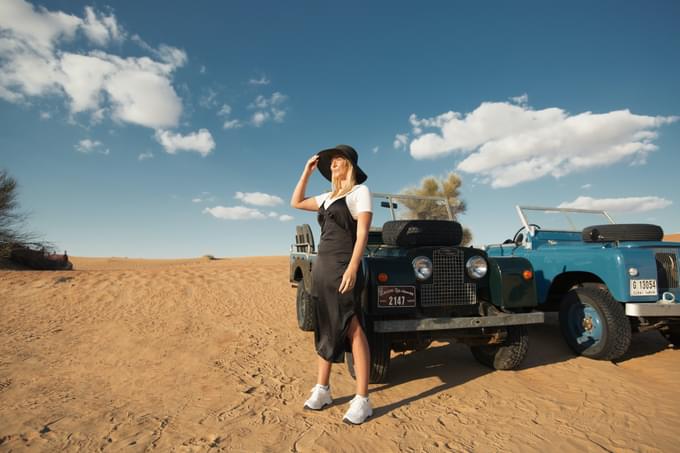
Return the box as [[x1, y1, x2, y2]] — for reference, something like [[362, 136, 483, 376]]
[[378, 286, 416, 308], [630, 279, 657, 296]]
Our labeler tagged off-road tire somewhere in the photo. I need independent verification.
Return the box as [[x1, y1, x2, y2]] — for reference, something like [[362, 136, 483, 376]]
[[470, 325, 529, 370], [346, 330, 391, 384], [296, 280, 315, 331], [582, 224, 664, 242], [559, 285, 631, 360], [382, 220, 463, 247]]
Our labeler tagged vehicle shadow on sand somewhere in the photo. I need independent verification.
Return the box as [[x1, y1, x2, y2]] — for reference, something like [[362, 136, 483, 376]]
[[616, 330, 673, 362], [539, 312, 674, 364], [347, 318, 673, 421], [364, 322, 576, 421]]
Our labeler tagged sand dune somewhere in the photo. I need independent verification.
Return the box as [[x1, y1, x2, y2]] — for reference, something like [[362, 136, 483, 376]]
[[1, 256, 679, 452]]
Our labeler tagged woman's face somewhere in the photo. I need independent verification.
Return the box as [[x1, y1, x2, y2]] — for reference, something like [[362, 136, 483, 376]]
[[330, 156, 349, 179]]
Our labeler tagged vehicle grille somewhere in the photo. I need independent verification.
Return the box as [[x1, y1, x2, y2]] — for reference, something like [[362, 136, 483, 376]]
[[656, 250, 679, 290], [420, 248, 477, 306]]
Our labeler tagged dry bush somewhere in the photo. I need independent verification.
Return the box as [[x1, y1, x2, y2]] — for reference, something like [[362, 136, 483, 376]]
[[400, 172, 473, 245], [0, 169, 48, 258]]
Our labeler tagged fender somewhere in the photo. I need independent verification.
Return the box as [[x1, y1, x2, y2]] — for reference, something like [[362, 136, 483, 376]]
[[487, 257, 538, 309]]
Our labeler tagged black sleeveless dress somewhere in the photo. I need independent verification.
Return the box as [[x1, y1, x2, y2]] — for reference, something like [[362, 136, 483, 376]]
[[311, 196, 364, 363]]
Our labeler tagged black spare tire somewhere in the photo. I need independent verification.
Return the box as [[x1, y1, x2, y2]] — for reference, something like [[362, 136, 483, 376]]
[[382, 220, 463, 247], [582, 224, 664, 242]]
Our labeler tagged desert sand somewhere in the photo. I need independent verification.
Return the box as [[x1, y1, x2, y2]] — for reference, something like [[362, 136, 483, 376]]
[[664, 234, 680, 242], [1, 256, 679, 452]]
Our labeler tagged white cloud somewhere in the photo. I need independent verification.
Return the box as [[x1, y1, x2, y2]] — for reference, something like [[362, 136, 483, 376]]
[[59, 53, 115, 112], [130, 34, 186, 67], [138, 151, 153, 161], [405, 99, 678, 188], [249, 75, 270, 85], [91, 107, 106, 124], [81, 6, 123, 46], [235, 191, 283, 207], [192, 192, 215, 203], [248, 92, 288, 126], [0, 0, 187, 130], [0, 0, 81, 56], [393, 133, 408, 150], [249, 93, 286, 109], [39, 111, 51, 119], [154, 128, 215, 157], [218, 104, 243, 129], [268, 211, 278, 217], [156, 44, 187, 68], [203, 206, 267, 220], [558, 196, 673, 213], [199, 88, 218, 109], [509, 93, 529, 106], [199, 65, 206, 74], [251, 111, 269, 127], [581, 183, 592, 190], [372, 146, 379, 153], [223, 119, 242, 129], [279, 214, 294, 222], [217, 103, 231, 116], [101, 53, 183, 128], [75, 138, 102, 153], [272, 107, 286, 123]]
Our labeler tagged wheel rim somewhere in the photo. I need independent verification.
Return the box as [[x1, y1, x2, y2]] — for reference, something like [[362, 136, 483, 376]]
[[566, 300, 603, 348]]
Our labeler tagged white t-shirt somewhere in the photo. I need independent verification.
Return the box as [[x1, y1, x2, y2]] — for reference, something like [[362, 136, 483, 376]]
[[314, 184, 372, 220]]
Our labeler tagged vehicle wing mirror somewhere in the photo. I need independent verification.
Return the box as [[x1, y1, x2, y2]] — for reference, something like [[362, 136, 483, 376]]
[[515, 233, 524, 246]]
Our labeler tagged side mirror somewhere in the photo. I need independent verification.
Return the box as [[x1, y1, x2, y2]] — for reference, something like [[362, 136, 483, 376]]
[[515, 233, 524, 246]]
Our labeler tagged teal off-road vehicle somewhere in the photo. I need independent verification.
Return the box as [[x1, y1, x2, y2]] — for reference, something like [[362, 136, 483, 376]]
[[290, 193, 543, 383], [486, 206, 680, 361]]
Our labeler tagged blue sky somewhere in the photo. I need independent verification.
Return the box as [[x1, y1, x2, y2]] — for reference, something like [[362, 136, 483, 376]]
[[1, 0, 679, 258]]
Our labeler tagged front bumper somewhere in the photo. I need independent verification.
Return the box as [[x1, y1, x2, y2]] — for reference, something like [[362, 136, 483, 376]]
[[626, 302, 680, 317], [374, 311, 544, 333]]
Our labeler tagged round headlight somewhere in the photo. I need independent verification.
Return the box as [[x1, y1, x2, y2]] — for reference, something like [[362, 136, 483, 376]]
[[466, 255, 488, 279], [628, 267, 639, 277], [412, 256, 433, 281]]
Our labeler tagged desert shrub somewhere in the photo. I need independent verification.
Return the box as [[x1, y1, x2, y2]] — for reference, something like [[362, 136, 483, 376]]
[[0, 169, 48, 257], [400, 172, 473, 246]]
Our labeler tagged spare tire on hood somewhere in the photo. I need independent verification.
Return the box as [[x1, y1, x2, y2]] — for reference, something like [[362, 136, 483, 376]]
[[582, 224, 664, 242], [382, 220, 463, 247]]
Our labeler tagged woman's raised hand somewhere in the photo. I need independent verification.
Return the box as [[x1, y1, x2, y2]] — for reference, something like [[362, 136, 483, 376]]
[[304, 154, 319, 174]]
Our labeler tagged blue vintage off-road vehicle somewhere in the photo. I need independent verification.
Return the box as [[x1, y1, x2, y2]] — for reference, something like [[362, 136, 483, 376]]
[[290, 193, 543, 383], [486, 206, 680, 361]]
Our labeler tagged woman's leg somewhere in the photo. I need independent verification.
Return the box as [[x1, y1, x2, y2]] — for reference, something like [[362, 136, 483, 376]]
[[317, 356, 332, 386], [347, 315, 370, 396]]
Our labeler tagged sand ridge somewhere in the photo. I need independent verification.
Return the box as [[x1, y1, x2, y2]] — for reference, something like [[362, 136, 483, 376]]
[[1, 256, 679, 452]]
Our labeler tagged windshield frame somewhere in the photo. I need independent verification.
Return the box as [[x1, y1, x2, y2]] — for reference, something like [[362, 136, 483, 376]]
[[516, 205, 616, 234], [372, 192, 455, 226]]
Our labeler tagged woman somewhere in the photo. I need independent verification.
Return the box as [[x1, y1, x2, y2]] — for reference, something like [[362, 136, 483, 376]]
[[290, 144, 373, 425]]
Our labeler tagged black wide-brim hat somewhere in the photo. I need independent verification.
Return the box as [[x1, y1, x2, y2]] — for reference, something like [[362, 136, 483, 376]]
[[317, 144, 368, 184]]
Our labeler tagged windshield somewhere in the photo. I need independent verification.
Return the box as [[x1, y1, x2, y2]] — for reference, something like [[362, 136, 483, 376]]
[[519, 207, 615, 232], [372, 193, 453, 229]]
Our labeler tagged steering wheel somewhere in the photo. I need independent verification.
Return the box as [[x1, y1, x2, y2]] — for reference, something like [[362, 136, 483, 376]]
[[512, 223, 541, 244]]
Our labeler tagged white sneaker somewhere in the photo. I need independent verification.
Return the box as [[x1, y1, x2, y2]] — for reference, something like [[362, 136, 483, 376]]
[[343, 395, 372, 424], [304, 384, 332, 410]]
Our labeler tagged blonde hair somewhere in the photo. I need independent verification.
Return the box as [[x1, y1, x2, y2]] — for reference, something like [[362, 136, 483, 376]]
[[330, 157, 357, 199]]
